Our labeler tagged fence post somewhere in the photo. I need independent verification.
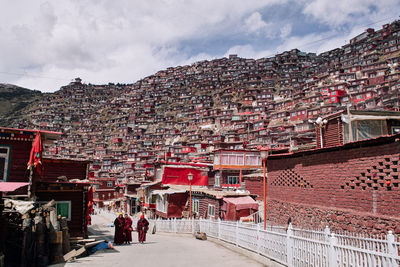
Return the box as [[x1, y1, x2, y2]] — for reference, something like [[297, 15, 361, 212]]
[[387, 231, 397, 267], [218, 218, 221, 240], [324, 225, 330, 242], [174, 218, 178, 233], [256, 223, 261, 254], [329, 233, 338, 267], [236, 221, 239, 246], [286, 223, 293, 267]]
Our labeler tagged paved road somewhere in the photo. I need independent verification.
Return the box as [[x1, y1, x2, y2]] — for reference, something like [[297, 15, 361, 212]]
[[57, 213, 264, 267]]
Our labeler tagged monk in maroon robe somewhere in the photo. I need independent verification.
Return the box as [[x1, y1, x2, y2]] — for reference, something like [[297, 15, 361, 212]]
[[114, 212, 125, 245], [124, 214, 133, 244], [137, 214, 149, 243]]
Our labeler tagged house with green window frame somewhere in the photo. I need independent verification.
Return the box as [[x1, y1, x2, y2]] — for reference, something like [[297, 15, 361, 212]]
[[0, 127, 92, 237]]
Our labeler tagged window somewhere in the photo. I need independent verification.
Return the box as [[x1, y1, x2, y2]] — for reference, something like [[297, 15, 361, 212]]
[[228, 176, 240, 185], [107, 181, 113, 187], [391, 126, 400, 135], [156, 195, 168, 213], [39, 201, 71, 221], [208, 204, 215, 218], [215, 172, 220, 187], [56, 201, 71, 221], [192, 199, 199, 213], [0, 146, 11, 182], [245, 153, 261, 166]]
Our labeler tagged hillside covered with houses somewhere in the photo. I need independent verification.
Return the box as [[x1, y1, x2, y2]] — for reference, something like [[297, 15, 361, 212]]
[[3, 20, 400, 223]]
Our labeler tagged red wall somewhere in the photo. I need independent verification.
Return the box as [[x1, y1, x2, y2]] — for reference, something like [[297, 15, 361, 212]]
[[36, 189, 87, 237], [2, 139, 31, 183], [167, 193, 187, 218], [316, 116, 343, 149], [162, 167, 208, 186], [42, 159, 88, 181], [267, 136, 400, 234], [243, 176, 263, 200], [194, 194, 221, 219]]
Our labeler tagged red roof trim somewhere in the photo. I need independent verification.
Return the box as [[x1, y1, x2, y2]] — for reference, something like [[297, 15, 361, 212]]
[[0, 127, 62, 135]]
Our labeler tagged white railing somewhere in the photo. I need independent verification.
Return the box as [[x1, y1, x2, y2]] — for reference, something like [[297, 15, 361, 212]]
[[240, 210, 263, 224], [152, 218, 400, 267]]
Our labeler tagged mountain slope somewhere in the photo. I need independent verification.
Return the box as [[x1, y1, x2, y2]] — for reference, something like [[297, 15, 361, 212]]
[[0, 84, 43, 126]]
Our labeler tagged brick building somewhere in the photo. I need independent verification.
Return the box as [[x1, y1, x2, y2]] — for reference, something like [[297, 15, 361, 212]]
[[266, 133, 400, 234]]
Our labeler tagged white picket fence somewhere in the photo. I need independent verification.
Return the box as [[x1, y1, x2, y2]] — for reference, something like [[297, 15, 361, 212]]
[[152, 218, 400, 267]]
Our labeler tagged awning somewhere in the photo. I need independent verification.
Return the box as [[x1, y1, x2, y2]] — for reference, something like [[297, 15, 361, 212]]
[[222, 196, 258, 211], [0, 182, 29, 192]]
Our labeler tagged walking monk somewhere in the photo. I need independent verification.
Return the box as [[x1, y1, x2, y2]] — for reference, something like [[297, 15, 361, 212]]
[[113, 212, 125, 245], [137, 214, 149, 243], [124, 213, 133, 244]]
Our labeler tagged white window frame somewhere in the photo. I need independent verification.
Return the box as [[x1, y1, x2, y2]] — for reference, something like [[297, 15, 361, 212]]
[[208, 204, 215, 218], [107, 181, 113, 187], [192, 199, 199, 213], [215, 172, 220, 187], [156, 195, 168, 213], [0, 146, 11, 182]]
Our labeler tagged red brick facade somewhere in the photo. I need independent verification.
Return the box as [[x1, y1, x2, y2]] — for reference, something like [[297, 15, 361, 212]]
[[243, 176, 263, 200], [192, 193, 220, 219], [267, 134, 400, 234]]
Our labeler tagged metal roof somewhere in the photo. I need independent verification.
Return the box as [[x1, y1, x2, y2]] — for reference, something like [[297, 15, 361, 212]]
[[0, 182, 29, 192]]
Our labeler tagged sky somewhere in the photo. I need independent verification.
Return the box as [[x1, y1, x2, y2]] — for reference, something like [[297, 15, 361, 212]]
[[0, 0, 399, 92]]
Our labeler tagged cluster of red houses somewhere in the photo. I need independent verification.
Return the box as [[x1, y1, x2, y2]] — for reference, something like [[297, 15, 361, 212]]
[[2, 20, 400, 233]]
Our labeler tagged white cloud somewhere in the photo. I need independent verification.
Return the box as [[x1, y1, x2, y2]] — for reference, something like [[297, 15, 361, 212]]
[[0, 0, 285, 92], [280, 24, 292, 39], [245, 12, 270, 34], [0, 0, 398, 92], [224, 44, 274, 59], [303, 0, 399, 27]]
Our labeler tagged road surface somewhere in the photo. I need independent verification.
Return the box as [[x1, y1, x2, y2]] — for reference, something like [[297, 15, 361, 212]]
[[56, 212, 265, 267]]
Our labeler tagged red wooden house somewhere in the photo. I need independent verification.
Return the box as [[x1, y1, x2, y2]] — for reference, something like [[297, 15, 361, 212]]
[[0, 127, 92, 237], [315, 110, 400, 149]]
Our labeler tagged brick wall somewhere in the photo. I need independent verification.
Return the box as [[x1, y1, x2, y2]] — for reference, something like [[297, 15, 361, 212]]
[[243, 176, 263, 200], [267, 135, 400, 234], [193, 194, 220, 219]]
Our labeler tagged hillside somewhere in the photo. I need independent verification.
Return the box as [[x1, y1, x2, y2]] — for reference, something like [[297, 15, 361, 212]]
[[3, 20, 400, 182], [0, 84, 42, 126]]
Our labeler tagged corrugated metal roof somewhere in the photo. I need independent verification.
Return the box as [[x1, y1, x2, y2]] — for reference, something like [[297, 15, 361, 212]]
[[0, 182, 29, 192]]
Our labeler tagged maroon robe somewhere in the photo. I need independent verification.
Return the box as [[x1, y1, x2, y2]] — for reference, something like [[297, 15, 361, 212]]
[[114, 216, 125, 245], [137, 218, 149, 243], [124, 217, 133, 242]]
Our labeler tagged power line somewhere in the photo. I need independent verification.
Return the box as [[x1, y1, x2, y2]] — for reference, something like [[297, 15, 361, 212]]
[[262, 15, 399, 58]]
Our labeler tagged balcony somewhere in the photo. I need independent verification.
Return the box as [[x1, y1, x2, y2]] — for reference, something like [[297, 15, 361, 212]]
[[213, 150, 262, 170]]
